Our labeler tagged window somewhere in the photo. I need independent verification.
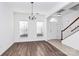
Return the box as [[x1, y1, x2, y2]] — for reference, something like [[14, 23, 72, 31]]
[[37, 22, 44, 37], [19, 21, 28, 37]]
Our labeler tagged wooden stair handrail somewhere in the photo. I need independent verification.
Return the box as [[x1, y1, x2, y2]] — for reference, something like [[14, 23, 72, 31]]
[[61, 17, 79, 40]]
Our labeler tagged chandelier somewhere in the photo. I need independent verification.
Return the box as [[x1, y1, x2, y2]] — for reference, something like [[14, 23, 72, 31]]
[[29, 2, 36, 20]]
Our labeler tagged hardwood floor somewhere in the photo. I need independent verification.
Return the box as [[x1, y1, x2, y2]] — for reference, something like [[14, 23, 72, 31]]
[[2, 41, 66, 56]]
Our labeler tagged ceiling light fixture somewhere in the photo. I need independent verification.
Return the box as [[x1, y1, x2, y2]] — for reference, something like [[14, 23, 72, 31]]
[[49, 18, 57, 22], [29, 2, 36, 20]]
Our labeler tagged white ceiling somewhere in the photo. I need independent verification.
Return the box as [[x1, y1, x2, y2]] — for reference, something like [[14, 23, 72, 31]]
[[7, 2, 70, 18]]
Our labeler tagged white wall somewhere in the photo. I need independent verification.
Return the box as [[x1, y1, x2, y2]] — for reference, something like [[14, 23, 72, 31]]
[[61, 10, 79, 38], [14, 12, 62, 42], [62, 10, 79, 39], [0, 3, 14, 55], [62, 31, 79, 50], [62, 10, 79, 50], [14, 13, 47, 42], [62, 11, 79, 30], [47, 16, 62, 40]]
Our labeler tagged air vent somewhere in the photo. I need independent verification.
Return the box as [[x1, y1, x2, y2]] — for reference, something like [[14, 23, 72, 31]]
[[70, 4, 79, 10]]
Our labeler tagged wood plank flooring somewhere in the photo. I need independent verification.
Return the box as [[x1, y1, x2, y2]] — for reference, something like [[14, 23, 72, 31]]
[[2, 41, 66, 56]]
